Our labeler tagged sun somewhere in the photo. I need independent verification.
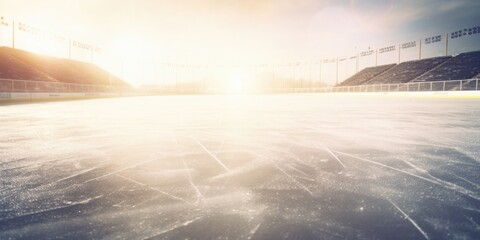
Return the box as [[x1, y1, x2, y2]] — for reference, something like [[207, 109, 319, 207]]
[[227, 69, 246, 94]]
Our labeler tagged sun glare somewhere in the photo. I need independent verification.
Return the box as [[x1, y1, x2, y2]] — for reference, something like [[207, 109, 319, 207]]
[[227, 69, 246, 94], [106, 36, 153, 85]]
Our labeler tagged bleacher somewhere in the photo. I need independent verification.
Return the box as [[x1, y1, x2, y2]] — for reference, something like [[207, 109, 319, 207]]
[[0, 47, 55, 82], [0, 47, 127, 86], [338, 64, 395, 86], [414, 51, 480, 82], [364, 56, 451, 85]]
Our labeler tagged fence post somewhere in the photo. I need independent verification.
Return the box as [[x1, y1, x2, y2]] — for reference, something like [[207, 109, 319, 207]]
[[443, 81, 446, 91], [459, 81, 462, 91], [417, 82, 420, 91], [430, 82, 432, 91], [407, 83, 409, 92], [476, 79, 478, 90]]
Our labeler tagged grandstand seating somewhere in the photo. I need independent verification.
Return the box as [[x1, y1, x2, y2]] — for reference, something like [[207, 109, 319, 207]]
[[338, 64, 395, 86], [0, 47, 55, 82], [364, 56, 451, 85], [414, 51, 480, 82], [0, 47, 127, 86]]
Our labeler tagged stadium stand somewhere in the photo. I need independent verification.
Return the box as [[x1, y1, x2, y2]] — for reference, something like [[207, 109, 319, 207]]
[[364, 56, 451, 85], [0, 47, 127, 86], [0, 47, 55, 82], [414, 51, 480, 82], [338, 64, 395, 86]]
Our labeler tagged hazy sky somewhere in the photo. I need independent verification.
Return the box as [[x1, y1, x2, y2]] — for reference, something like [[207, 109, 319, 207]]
[[1, 0, 479, 64]]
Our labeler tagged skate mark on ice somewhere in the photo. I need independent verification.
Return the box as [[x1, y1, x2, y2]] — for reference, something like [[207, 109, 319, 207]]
[[388, 199, 429, 240], [191, 136, 231, 172]]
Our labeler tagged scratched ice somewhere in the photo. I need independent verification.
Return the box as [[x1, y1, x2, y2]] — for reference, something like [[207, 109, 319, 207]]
[[1, 95, 480, 239]]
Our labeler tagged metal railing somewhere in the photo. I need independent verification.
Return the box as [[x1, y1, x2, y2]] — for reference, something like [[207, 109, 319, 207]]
[[273, 79, 479, 93], [134, 78, 480, 94], [1, 78, 478, 94], [0, 78, 130, 93]]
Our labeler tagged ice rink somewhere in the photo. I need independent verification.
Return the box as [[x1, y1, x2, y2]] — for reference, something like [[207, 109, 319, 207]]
[[1, 94, 480, 239]]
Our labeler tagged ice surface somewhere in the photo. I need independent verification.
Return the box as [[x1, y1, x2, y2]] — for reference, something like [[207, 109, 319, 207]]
[[1, 95, 480, 239]]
